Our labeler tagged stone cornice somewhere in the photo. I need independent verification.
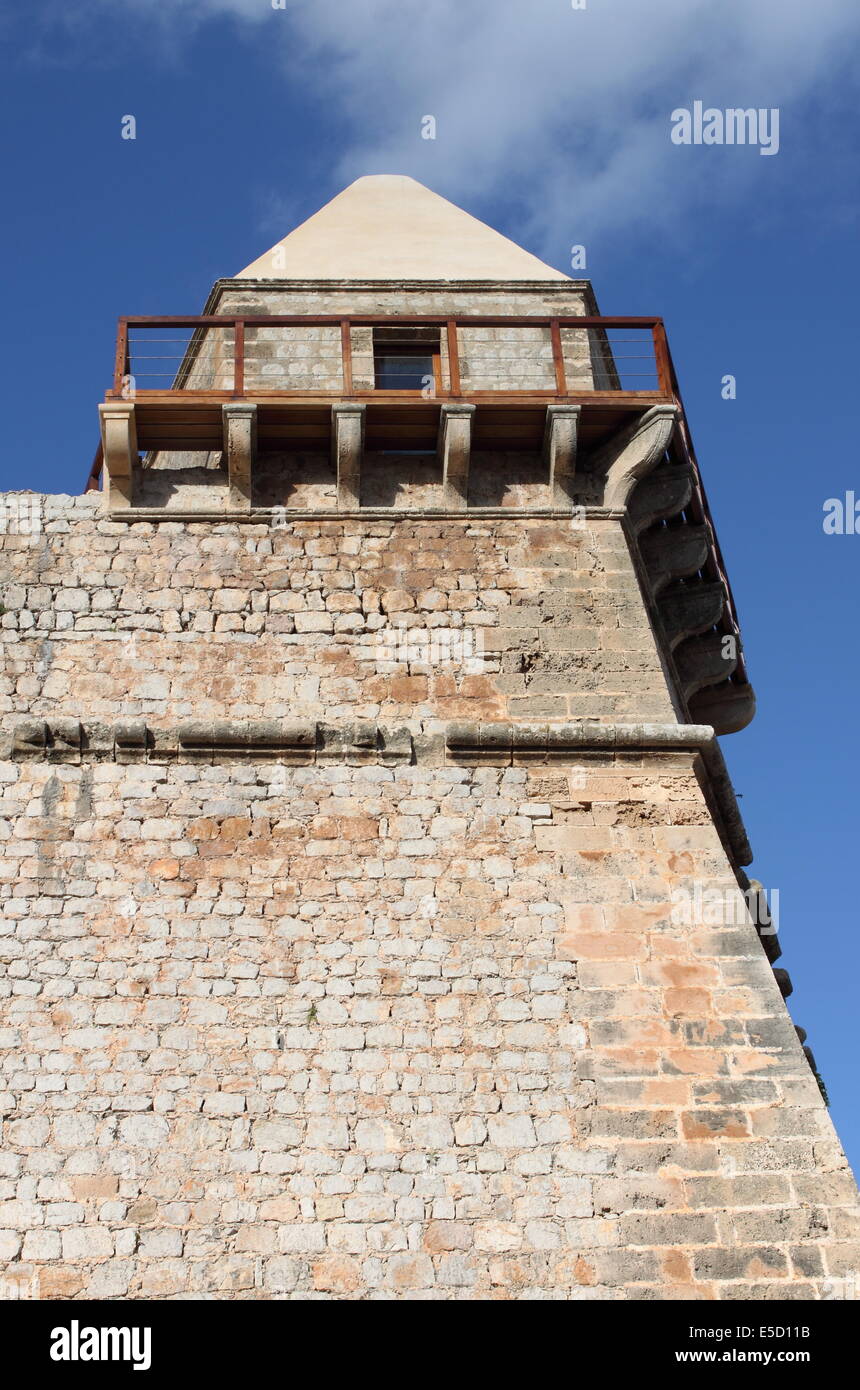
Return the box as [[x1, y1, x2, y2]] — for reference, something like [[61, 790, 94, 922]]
[[5, 717, 751, 868], [203, 277, 601, 321], [107, 506, 625, 523], [206, 277, 595, 296]]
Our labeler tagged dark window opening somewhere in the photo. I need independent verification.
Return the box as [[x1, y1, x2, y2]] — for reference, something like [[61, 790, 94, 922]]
[[373, 328, 441, 393]]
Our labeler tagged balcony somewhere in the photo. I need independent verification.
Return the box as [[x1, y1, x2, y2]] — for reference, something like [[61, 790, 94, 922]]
[[85, 309, 752, 731], [94, 313, 673, 459]]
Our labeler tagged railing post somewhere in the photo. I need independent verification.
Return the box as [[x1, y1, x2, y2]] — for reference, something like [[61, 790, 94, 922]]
[[446, 320, 461, 397], [341, 320, 354, 395], [233, 320, 245, 397], [550, 318, 567, 397], [653, 321, 673, 398], [113, 320, 129, 395]]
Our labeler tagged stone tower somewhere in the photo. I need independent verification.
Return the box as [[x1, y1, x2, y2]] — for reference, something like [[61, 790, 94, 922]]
[[1, 176, 858, 1301]]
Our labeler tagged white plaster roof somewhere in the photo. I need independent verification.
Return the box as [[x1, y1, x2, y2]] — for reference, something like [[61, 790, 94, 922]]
[[236, 175, 569, 282]]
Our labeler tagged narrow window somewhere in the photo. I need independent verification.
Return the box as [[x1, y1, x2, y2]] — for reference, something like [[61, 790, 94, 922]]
[[373, 327, 441, 393]]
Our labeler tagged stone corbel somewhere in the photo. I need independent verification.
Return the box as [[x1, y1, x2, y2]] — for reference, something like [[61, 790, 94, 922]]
[[628, 464, 692, 533], [674, 632, 738, 698], [657, 582, 726, 649], [639, 524, 709, 594], [98, 402, 138, 510], [438, 403, 475, 508], [593, 404, 679, 511], [688, 681, 756, 735], [223, 404, 257, 511], [543, 405, 581, 507], [333, 403, 366, 510]]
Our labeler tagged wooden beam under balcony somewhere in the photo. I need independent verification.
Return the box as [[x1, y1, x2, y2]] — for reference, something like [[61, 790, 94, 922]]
[[127, 397, 668, 456]]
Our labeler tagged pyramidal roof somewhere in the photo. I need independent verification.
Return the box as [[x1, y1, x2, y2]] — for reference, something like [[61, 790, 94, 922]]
[[236, 175, 569, 282]]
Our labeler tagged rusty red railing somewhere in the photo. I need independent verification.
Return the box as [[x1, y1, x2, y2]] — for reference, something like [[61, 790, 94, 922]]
[[104, 314, 673, 402]]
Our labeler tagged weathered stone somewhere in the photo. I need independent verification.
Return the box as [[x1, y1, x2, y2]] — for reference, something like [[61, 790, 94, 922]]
[[223, 404, 257, 511], [657, 582, 725, 649], [0, 188, 851, 1304], [639, 524, 710, 593]]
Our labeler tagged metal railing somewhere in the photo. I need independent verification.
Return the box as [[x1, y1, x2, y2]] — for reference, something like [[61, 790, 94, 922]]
[[105, 314, 673, 401]]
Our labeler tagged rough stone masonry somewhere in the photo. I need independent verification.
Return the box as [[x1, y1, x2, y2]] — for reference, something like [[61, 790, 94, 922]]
[[0, 176, 858, 1300]]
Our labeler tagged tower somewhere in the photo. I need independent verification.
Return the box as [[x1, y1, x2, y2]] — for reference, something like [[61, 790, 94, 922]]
[[1, 176, 858, 1300]]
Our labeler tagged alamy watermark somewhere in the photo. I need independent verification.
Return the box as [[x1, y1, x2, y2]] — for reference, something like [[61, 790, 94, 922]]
[[0, 496, 42, 536], [823, 493, 860, 535], [671, 103, 780, 156], [0, 1271, 40, 1300], [374, 623, 485, 673], [50, 1320, 151, 1371], [671, 881, 779, 933], [823, 1270, 859, 1300]]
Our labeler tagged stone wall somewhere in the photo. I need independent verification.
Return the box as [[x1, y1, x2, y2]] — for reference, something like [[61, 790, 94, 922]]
[[1, 492, 858, 1300], [137, 449, 593, 513], [1, 740, 857, 1300], [0, 497, 677, 727]]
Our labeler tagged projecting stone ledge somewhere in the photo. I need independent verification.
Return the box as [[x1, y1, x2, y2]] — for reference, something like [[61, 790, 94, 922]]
[[5, 718, 418, 767], [689, 680, 756, 735], [223, 404, 257, 510], [639, 524, 710, 593], [674, 632, 738, 698], [445, 720, 751, 866], [657, 582, 726, 649], [543, 405, 581, 506], [591, 404, 679, 511], [438, 403, 476, 508], [10, 718, 82, 761], [4, 715, 750, 864], [332, 403, 365, 510], [98, 402, 137, 510], [627, 461, 693, 533]]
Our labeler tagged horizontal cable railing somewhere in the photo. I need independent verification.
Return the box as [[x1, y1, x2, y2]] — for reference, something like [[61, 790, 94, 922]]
[[108, 315, 672, 400]]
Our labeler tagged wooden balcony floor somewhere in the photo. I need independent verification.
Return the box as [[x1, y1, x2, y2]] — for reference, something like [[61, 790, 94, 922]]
[[123, 393, 668, 454]]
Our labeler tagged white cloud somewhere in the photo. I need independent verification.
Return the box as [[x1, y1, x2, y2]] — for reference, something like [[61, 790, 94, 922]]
[[28, 0, 860, 255]]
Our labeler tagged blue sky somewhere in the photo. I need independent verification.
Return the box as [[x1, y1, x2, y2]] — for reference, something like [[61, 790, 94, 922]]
[[2, 1, 860, 1170]]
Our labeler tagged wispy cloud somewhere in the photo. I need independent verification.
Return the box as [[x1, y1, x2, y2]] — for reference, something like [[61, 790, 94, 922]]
[[20, 0, 860, 255]]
